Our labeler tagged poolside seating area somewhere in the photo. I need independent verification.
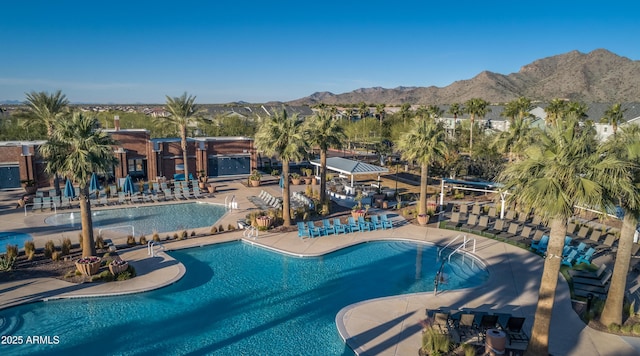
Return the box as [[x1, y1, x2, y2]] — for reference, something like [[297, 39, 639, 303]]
[[426, 308, 529, 350], [296, 214, 394, 239]]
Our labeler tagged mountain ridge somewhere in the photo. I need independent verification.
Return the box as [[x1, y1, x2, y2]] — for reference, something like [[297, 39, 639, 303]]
[[287, 49, 640, 105]]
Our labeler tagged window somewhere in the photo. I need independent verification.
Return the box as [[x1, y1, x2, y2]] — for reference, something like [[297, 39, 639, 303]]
[[128, 159, 144, 173]]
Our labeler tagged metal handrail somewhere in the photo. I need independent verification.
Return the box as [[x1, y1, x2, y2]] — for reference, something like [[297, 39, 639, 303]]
[[438, 234, 465, 258]]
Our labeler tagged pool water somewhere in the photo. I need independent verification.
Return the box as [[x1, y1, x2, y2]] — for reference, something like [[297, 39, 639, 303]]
[[44, 202, 227, 236], [0, 241, 488, 355], [0, 232, 33, 254]]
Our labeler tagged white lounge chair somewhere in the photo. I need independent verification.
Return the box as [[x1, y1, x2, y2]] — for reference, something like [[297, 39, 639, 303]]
[[32, 197, 42, 210], [182, 188, 192, 199]]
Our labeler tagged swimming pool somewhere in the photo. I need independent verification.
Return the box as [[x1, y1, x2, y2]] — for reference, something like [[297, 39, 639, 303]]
[[0, 232, 33, 253], [0, 241, 488, 355], [44, 202, 227, 236]]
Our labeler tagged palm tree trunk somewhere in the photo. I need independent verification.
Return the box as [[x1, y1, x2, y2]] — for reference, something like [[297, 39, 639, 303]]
[[419, 163, 428, 215], [469, 115, 474, 153], [282, 161, 291, 226], [526, 217, 566, 356], [600, 213, 637, 325], [320, 149, 327, 207], [181, 126, 189, 181], [79, 185, 96, 257]]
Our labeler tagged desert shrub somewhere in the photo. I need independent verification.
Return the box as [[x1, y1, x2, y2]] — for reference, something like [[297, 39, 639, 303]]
[[218, 225, 224, 232], [139, 235, 147, 245], [64, 270, 76, 279], [633, 323, 640, 335], [0, 255, 16, 271], [116, 271, 132, 281], [61, 238, 72, 255], [182, 230, 188, 239], [51, 251, 61, 261], [608, 323, 621, 332], [227, 224, 236, 231], [621, 324, 633, 333], [5, 245, 18, 260], [92, 270, 114, 282], [191, 231, 196, 237], [95, 235, 105, 250], [44, 240, 56, 258], [172, 233, 179, 240], [75, 270, 82, 276], [421, 325, 452, 355], [152, 232, 160, 242], [26, 250, 35, 261], [210, 225, 218, 234], [78, 233, 83, 248], [126, 235, 136, 246], [24, 240, 36, 255]]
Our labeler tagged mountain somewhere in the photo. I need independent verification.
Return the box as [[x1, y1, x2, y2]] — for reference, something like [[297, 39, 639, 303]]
[[288, 49, 640, 105]]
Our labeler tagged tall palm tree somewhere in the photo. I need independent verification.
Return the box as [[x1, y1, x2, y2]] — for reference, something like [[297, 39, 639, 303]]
[[600, 103, 627, 136], [39, 112, 118, 257], [375, 103, 386, 126], [463, 98, 490, 154], [599, 125, 640, 326], [399, 103, 412, 125], [448, 103, 463, 121], [498, 114, 629, 355], [22, 90, 69, 137], [495, 97, 534, 162], [544, 98, 566, 127], [566, 101, 589, 120], [358, 102, 368, 120], [304, 111, 346, 208], [255, 109, 308, 226], [156, 92, 202, 181], [396, 117, 446, 215]]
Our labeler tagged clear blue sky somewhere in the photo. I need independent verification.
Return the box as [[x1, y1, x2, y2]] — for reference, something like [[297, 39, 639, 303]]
[[1, 1, 639, 104]]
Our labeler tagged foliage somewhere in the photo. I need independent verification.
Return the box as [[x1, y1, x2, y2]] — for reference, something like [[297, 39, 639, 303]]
[[152, 232, 160, 242], [210, 225, 218, 234], [218, 224, 225, 232], [95, 235, 105, 250], [5, 244, 18, 260], [24, 240, 35, 256], [181, 230, 188, 239], [420, 325, 452, 355], [127, 235, 136, 246], [44, 240, 55, 258], [61, 238, 72, 255], [51, 251, 61, 261], [139, 235, 147, 245], [249, 169, 262, 181]]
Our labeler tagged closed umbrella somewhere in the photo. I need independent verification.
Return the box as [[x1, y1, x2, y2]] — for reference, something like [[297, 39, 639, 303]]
[[89, 173, 100, 193], [64, 179, 76, 198], [123, 175, 134, 195], [279, 175, 284, 194]]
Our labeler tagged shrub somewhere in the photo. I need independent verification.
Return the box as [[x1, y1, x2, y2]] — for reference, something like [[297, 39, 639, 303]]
[[608, 323, 621, 332], [44, 240, 56, 258], [5, 244, 18, 260], [126, 235, 136, 246], [116, 271, 132, 281], [139, 235, 147, 245], [218, 224, 224, 232], [51, 251, 61, 261], [211, 225, 218, 234], [0, 255, 16, 272], [227, 224, 236, 231], [421, 325, 452, 355], [173, 233, 179, 240], [621, 324, 633, 333], [78, 233, 83, 248], [24, 240, 36, 256], [182, 230, 188, 239], [152, 231, 160, 242], [26, 250, 35, 261], [95, 235, 105, 250], [102, 252, 111, 258], [633, 323, 640, 335], [61, 238, 72, 256], [64, 270, 76, 279], [191, 231, 196, 237]]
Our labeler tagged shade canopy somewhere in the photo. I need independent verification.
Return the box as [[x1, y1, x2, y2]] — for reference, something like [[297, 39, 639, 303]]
[[310, 157, 389, 187], [64, 179, 75, 198]]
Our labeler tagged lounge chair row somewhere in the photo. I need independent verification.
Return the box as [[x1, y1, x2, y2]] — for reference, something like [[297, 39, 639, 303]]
[[427, 308, 529, 346], [297, 214, 393, 238], [258, 190, 282, 209]]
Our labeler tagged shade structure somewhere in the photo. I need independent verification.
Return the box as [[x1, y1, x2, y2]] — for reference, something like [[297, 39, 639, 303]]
[[89, 173, 100, 192], [64, 179, 76, 198], [123, 175, 134, 195], [279, 175, 284, 189]]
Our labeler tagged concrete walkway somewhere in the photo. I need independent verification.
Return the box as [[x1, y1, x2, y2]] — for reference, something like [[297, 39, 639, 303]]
[[0, 180, 638, 355]]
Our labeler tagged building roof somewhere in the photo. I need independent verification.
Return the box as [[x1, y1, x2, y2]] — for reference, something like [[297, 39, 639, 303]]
[[309, 157, 388, 175]]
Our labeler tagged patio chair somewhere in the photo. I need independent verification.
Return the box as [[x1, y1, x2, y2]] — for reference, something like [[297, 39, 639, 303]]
[[380, 214, 393, 229], [588, 228, 603, 245], [461, 214, 479, 231], [370, 215, 385, 230], [347, 217, 361, 232], [561, 249, 578, 266], [152, 182, 160, 193], [182, 187, 192, 199], [454, 313, 479, 343], [487, 206, 497, 217], [503, 317, 529, 345], [306, 221, 324, 237], [333, 218, 348, 234], [471, 204, 481, 215], [297, 222, 310, 238], [32, 197, 42, 211], [59, 197, 70, 209], [478, 314, 499, 340], [130, 193, 141, 204], [118, 192, 127, 204], [445, 212, 463, 229], [357, 216, 372, 231], [433, 312, 451, 334], [486, 219, 506, 236], [192, 187, 202, 199], [531, 235, 549, 253], [576, 226, 590, 239], [163, 189, 173, 201], [42, 197, 52, 210], [99, 195, 109, 206], [575, 247, 596, 265], [569, 263, 607, 279], [322, 219, 336, 235]]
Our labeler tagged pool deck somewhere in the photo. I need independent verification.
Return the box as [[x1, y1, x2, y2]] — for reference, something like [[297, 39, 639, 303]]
[[1, 179, 639, 355]]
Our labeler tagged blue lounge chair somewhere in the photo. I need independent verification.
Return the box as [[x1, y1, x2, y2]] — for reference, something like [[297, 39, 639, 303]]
[[380, 214, 393, 229], [561, 249, 578, 266], [358, 216, 372, 231], [576, 247, 596, 265], [307, 221, 323, 237], [531, 235, 549, 252], [322, 219, 336, 235], [333, 218, 348, 234], [370, 215, 385, 230], [297, 222, 310, 239], [347, 217, 361, 232], [574, 242, 587, 254]]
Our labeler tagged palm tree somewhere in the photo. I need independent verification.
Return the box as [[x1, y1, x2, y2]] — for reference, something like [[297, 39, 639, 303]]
[[463, 98, 490, 154], [599, 125, 640, 326], [375, 103, 386, 126], [600, 103, 627, 136], [255, 109, 308, 226], [396, 117, 446, 215], [399, 103, 412, 125], [156, 92, 202, 181], [22, 90, 69, 137], [544, 98, 566, 127], [304, 111, 346, 208], [494, 97, 534, 162], [358, 102, 368, 120], [498, 114, 629, 355], [566, 101, 589, 120], [39, 112, 118, 257]]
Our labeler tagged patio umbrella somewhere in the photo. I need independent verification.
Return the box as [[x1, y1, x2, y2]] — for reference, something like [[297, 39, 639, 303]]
[[123, 175, 134, 195], [64, 179, 76, 198], [89, 172, 100, 193]]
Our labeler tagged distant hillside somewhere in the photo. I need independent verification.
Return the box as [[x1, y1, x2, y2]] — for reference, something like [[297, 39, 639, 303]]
[[288, 49, 640, 105]]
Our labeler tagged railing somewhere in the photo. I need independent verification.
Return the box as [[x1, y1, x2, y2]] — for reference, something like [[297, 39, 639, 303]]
[[438, 234, 465, 258], [243, 225, 258, 240], [224, 195, 238, 210], [147, 240, 164, 257]]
